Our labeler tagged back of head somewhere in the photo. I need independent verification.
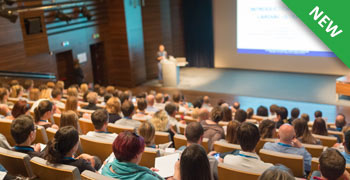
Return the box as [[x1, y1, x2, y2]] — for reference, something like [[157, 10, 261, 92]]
[[237, 122, 260, 151], [11, 115, 35, 144], [269, 104, 279, 114], [301, 113, 310, 122], [278, 124, 296, 143], [315, 110, 322, 118], [203, 96, 210, 104], [136, 98, 147, 111], [233, 101, 240, 110], [11, 100, 30, 118], [119, 92, 129, 104], [47, 82, 55, 89], [55, 81, 64, 90], [106, 86, 115, 94], [172, 92, 181, 103], [91, 109, 108, 130], [222, 106, 233, 122], [226, 120, 241, 144], [246, 108, 254, 119], [199, 108, 210, 121], [259, 120, 276, 139], [336, 113, 346, 129], [65, 96, 78, 112], [150, 110, 169, 131], [106, 97, 121, 114], [165, 103, 177, 116], [312, 118, 328, 136], [98, 87, 106, 97], [34, 100, 52, 123], [180, 144, 211, 180], [193, 98, 203, 109], [51, 88, 62, 99], [185, 122, 204, 144], [319, 148, 345, 180], [10, 80, 19, 87], [259, 165, 294, 180], [29, 88, 40, 101], [60, 110, 79, 130], [112, 131, 145, 162], [292, 118, 309, 138], [138, 122, 155, 146], [234, 109, 247, 123], [257, 106, 268, 117], [277, 107, 288, 120], [121, 100, 134, 117], [211, 106, 224, 123], [87, 92, 98, 104], [155, 93, 164, 103], [10, 85, 23, 98], [23, 80, 34, 90], [146, 95, 155, 106], [80, 83, 89, 94], [291, 108, 300, 119], [46, 126, 79, 164]]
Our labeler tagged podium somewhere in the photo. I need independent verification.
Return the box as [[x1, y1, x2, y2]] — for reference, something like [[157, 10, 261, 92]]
[[161, 57, 188, 87]]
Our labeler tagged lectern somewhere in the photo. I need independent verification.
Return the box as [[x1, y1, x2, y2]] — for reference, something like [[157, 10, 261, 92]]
[[161, 57, 187, 87]]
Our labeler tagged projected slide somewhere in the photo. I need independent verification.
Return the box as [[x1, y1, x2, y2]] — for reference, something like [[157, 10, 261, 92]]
[[237, 0, 336, 57]]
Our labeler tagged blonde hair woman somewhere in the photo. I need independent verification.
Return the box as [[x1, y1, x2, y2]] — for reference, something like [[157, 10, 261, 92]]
[[106, 97, 121, 123], [55, 81, 65, 90], [150, 110, 169, 132], [67, 87, 78, 97], [39, 87, 51, 99], [80, 83, 89, 95], [29, 88, 40, 101], [65, 96, 79, 115]]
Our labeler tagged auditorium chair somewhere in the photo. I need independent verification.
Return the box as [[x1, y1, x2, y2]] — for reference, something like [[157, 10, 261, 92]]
[[213, 141, 241, 153], [246, 119, 258, 124], [0, 118, 15, 146], [78, 118, 95, 134], [139, 147, 160, 168], [33, 125, 49, 144], [328, 130, 344, 142], [173, 134, 209, 152], [79, 135, 113, 162], [107, 123, 134, 134], [0, 147, 34, 178], [53, 114, 61, 127], [312, 134, 337, 147], [81, 170, 115, 180], [30, 157, 81, 180], [302, 144, 324, 157], [259, 149, 304, 177], [78, 109, 95, 116], [184, 116, 197, 124], [175, 114, 181, 121], [251, 115, 266, 122], [218, 121, 229, 127], [255, 138, 277, 155], [7, 97, 19, 105], [217, 163, 261, 180], [154, 131, 171, 145], [178, 124, 186, 134], [46, 127, 58, 141]]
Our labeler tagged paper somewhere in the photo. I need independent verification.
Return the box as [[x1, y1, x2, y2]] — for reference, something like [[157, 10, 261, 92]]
[[155, 153, 180, 178]]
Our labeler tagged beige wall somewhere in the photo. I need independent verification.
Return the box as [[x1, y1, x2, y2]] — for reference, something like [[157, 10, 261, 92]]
[[213, 0, 350, 75]]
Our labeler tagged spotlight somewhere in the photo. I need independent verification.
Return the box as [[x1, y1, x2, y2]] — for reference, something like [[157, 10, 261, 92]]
[[0, 9, 18, 23], [55, 10, 71, 22], [80, 6, 92, 20]]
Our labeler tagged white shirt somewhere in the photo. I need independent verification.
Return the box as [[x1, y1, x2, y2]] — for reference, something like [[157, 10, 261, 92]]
[[223, 151, 273, 174], [154, 103, 165, 110], [86, 131, 118, 142]]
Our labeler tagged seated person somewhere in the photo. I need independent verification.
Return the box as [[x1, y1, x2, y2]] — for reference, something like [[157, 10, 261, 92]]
[[257, 106, 269, 117], [276, 107, 290, 129], [223, 120, 241, 144], [312, 118, 329, 136], [132, 98, 151, 121], [259, 165, 294, 180], [200, 106, 225, 151], [33, 100, 58, 129], [310, 148, 350, 180], [154, 93, 165, 110], [87, 109, 117, 141], [330, 113, 346, 132], [10, 115, 44, 158], [114, 100, 141, 129], [60, 110, 81, 134], [224, 122, 273, 173], [165, 103, 180, 133], [11, 99, 30, 119], [341, 130, 350, 163], [172, 144, 211, 180], [234, 109, 247, 123], [82, 92, 101, 110], [45, 126, 100, 173], [150, 110, 176, 140], [288, 108, 300, 123], [51, 88, 65, 110], [259, 120, 276, 139], [106, 97, 122, 123], [293, 118, 321, 145], [145, 95, 159, 114], [102, 131, 163, 179], [263, 124, 312, 173], [138, 121, 172, 150]]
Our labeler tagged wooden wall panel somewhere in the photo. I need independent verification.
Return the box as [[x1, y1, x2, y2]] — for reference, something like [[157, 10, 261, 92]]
[[170, 0, 186, 57]]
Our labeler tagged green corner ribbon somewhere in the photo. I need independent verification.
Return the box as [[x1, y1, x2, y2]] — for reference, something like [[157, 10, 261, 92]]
[[282, 0, 350, 68]]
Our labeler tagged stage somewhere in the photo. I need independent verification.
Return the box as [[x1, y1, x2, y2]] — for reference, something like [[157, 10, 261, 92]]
[[142, 68, 350, 123]]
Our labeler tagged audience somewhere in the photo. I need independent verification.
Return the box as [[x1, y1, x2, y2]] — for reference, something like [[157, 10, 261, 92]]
[[172, 92, 186, 113], [23, 80, 34, 94], [202, 96, 213, 111], [45, 126, 99, 173], [80, 83, 89, 95], [11, 115, 44, 158], [222, 106, 233, 122], [312, 118, 328, 136], [263, 124, 312, 173], [165, 103, 179, 133], [315, 110, 323, 119], [246, 107, 254, 119], [106, 97, 122, 123], [234, 109, 247, 123], [28, 88, 40, 101], [0, 88, 9, 106], [65, 96, 79, 116], [146, 95, 158, 113], [301, 113, 310, 122], [11, 100, 30, 119], [60, 110, 80, 132], [276, 107, 289, 129], [102, 131, 163, 179], [293, 118, 321, 145], [224, 122, 273, 173], [269, 104, 279, 120], [132, 98, 151, 121], [201, 107, 225, 151], [115, 100, 141, 129], [259, 165, 294, 180], [288, 107, 300, 123], [224, 120, 241, 144], [154, 93, 165, 110], [82, 92, 101, 110], [87, 109, 117, 141], [257, 106, 269, 117], [259, 120, 276, 139], [138, 122, 156, 148], [198, 108, 210, 122], [330, 113, 346, 132], [33, 100, 58, 129], [51, 88, 65, 109], [10, 85, 23, 98]]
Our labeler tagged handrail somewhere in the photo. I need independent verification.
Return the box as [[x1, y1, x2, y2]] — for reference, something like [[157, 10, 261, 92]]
[[0, 71, 56, 80]]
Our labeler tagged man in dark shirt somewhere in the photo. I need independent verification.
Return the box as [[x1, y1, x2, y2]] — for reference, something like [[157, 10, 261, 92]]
[[10, 115, 44, 158]]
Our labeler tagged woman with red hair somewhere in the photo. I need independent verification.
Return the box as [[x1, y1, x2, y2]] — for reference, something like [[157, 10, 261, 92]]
[[102, 131, 163, 180]]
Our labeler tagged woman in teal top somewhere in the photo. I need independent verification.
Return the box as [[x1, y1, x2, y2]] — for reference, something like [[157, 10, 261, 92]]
[[102, 131, 163, 180]]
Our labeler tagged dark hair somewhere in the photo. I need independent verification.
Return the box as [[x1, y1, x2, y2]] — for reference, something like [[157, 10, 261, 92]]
[[226, 120, 241, 144], [185, 122, 204, 143], [137, 98, 147, 111], [301, 113, 310, 122], [11, 115, 35, 144], [319, 148, 345, 180], [104, 93, 113, 103], [336, 113, 346, 129], [180, 144, 211, 180], [51, 88, 62, 99], [315, 110, 322, 118], [277, 107, 288, 120], [246, 108, 254, 119], [121, 100, 134, 117], [269, 104, 279, 113], [259, 165, 294, 180], [291, 108, 300, 119], [344, 131, 350, 152], [0, 88, 8, 102], [257, 106, 268, 117], [217, 99, 226, 106], [259, 120, 276, 139], [23, 80, 34, 90], [210, 106, 224, 123], [91, 109, 108, 130], [60, 110, 79, 130], [45, 126, 79, 164], [172, 92, 181, 103], [165, 103, 177, 116], [234, 109, 247, 123], [293, 118, 318, 144], [233, 102, 240, 110], [112, 131, 145, 162], [192, 98, 203, 109], [222, 106, 232, 122], [11, 100, 30, 118], [237, 122, 260, 151], [312, 118, 328, 136], [34, 100, 53, 123], [119, 92, 129, 104]]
